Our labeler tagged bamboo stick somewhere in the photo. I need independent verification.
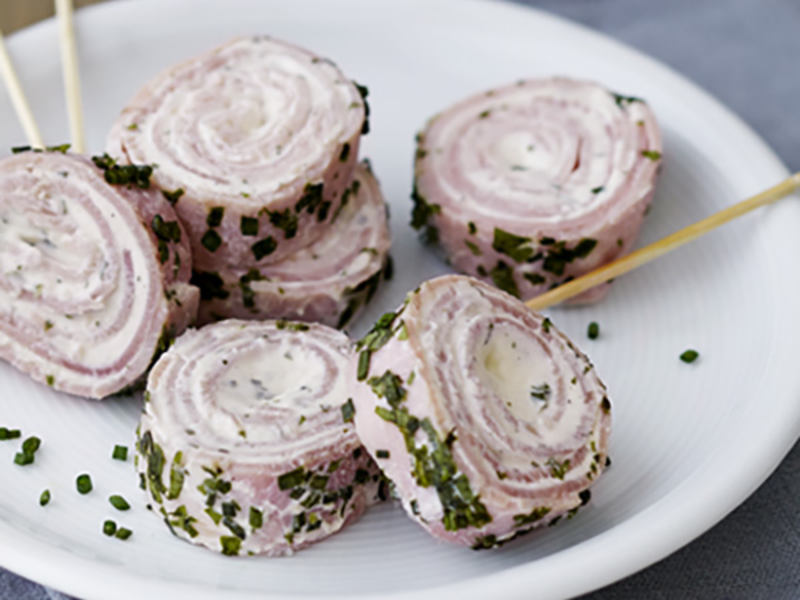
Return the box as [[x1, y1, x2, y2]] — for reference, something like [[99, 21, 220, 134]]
[[55, 0, 85, 153], [0, 27, 44, 148], [526, 173, 800, 311]]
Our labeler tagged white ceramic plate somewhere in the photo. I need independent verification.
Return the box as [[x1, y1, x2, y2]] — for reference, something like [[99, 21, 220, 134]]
[[2, 1, 799, 598]]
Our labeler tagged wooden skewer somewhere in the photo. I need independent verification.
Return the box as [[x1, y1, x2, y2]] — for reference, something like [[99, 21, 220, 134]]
[[0, 27, 44, 148], [526, 172, 800, 312], [55, 0, 85, 153]]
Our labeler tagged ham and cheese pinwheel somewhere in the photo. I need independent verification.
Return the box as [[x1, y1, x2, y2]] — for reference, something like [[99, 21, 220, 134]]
[[108, 36, 368, 271], [194, 162, 391, 328], [350, 275, 611, 548], [137, 319, 382, 556], [412, 77, 661, 303], [0, 151, 198, 399]]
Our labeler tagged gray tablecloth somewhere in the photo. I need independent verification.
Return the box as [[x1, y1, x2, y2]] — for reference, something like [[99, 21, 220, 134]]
[[3, 0, 800, 598]]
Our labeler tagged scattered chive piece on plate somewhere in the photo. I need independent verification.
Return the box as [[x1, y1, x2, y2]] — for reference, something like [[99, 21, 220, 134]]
[[112, 445, 128, 461], [680, 349, 699, 364], [109, 495, 130, 511], [587, 322, 600, 340], [39, 490, 51, 507], [103, 520, 117, 536], [115, 527, 133, 540], [76, 473, 93, 494], [0, 427, 21, 440], [14, 436, 41, 466]]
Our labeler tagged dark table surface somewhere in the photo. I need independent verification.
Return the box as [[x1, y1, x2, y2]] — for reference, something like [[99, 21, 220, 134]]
[[2, 0, 800, 598]]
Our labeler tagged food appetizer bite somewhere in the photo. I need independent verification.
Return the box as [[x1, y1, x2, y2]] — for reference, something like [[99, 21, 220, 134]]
[[0, 150, 197, 399], [107, 35, 369, 271], [137, 319, 382, 556], [195, 161, 391, 328], [412, 77, 661, 303], [349, 275, 611, 548]]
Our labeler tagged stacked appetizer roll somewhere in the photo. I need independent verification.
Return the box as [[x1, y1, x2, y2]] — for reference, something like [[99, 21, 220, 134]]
[[107, 36, 390, 327], [137, 320, 382, 556], [412, 77, 661, 303], [350, 275, 611, 548], [0, 150, 198, 399], [0, 37, 631, 559]]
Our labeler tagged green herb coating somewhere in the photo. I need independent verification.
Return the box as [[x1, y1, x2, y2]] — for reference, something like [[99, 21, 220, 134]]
[[266, 208, 299, 239], [341, 398, 356, 423], [220, 535, 241, 556], [240, 216, 259, 236], [201, 229, 223, 253], [641, 150, 661, 161], [251, 237, 278, 261], [490, 261, 520, 298], [191, 271, 230, 301]]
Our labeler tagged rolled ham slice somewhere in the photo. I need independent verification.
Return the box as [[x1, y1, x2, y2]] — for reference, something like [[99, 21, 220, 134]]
[[349, 275, 611, 548], [107, 36, 368, 270], [412, 77, 661, 303], [137, 319, 382, 556], [0, 151, 198, 399], [195, 162, 391, 328]]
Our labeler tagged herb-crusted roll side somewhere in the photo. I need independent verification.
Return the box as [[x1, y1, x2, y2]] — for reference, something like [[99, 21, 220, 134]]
[[195, 162, 391, 329], [0, 152, 198, 399], [412, 77, 661, 303], [350, 275, 611, 549], [137, 320, 382, 556], [107, 36, 367, 270]]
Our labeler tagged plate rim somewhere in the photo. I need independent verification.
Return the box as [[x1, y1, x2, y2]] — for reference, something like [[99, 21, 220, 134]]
[[1, 0, 799, 598]]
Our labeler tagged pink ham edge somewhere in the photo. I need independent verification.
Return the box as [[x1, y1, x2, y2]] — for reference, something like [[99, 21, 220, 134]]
[[349, 275, 611, 548], [137, 319, 383, 557], [0, 152, 198, 399], [413, 77, 661, 303], [107, 36, 367, 270], [195, 161, 391, 328]]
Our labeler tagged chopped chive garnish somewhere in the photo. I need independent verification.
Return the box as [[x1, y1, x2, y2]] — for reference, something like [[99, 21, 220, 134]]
[[109, 495, 130, 511], [0, 427, 21, 440], [112, 445, 128, 461], [587, 322, 600, 340], [162, 188, 184, 205], [376, 450, 390, 459], [76, 473, 93, 494], [240, 216, 259, 236], [115, 527, 133, 540], [103, 520, 117, 536], [206, 206, 225, 228], [201, 229, 222, 253], [14, 436, 41, 466], [680, 349, 699, 364], [341, 399, 355, 423], [251, 237, 277, 261], [641, 150, 661, 161], [39, 490, 51, 506]]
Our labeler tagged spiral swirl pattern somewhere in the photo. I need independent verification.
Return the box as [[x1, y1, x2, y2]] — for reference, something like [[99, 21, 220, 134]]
[[108, 36, 367, 270], [195, 162, 391, 328], [0, 152, 197, 399], [350, 275, 610, 548], [137, 320, 382, 556], [413, 77, 661, 303]]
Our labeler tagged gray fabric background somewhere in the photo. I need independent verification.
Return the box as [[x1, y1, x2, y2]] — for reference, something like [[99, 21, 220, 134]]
[[2, 0, 800, 598]]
